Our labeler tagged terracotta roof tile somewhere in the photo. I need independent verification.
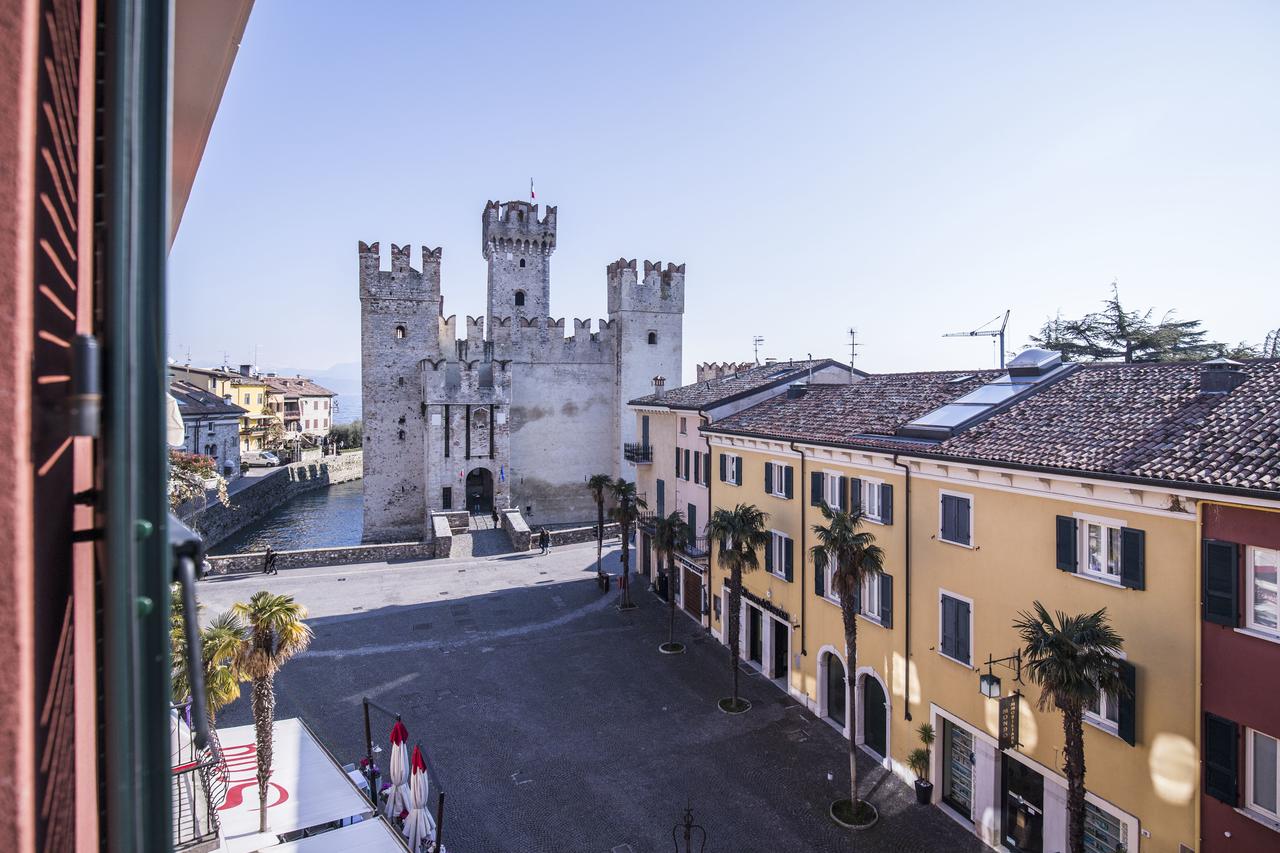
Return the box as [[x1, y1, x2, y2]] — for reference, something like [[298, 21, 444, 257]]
[[629, 359, 847, 409]]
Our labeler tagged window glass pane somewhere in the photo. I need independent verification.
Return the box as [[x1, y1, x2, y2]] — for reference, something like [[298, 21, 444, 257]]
[[862, 575, 879, 617], [1252, 548, 1279, 632], [1253, 731, 1278, 813], [1082, 801, 1125, 853], [1087, 524, 1103, 573], [865, 483, 880, 518], [1107, 528, 1121, 576]]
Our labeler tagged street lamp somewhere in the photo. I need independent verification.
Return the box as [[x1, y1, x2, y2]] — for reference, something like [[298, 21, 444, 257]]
[[980, 672, 1001, 698], [979, 649, 1023, 698]]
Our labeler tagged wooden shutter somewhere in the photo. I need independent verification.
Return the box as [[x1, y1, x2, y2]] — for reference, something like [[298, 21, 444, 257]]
[[815, 558, 825, 598], [1055, 516, 1078, 571], [765, 533, 774, 573], [693, 451, 700, 484], [957, 498, 971, 545], [1204, 713, 1239, 804], [720, 453, 727, 482], [784, 538, 794, 582], [1117, 660, 1137, 746], [880, 484, 893, 525], [704, 453, 711, 482], [941, 496, 955, 542], [850, 478, 863, 513], [879, 574, 893, 628], [684, 449, 691, 480], [784, 465, 794, 499], [687, 504, 697, 538], [656, 480, 665, 516], [675, 448, 680, 477], [940, 597, 956, 657], [1120, 528, 1145, 590], [765, 462, 773, 495], [1202, 540, 1239, 626], [811, 472, 824, 507], [838, 476, 848, 510], [957, 599, 971, 663]]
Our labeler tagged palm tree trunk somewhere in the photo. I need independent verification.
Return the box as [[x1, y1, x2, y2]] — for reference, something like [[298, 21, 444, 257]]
[[596, 496, 604, 575], [620, 522, 632, 607], [668, 555, 676, 646], [729, 566, 742, 704], [841, 586, 860, 807], [1062, 704, 1088, 853], [252, 673, 276, 834]]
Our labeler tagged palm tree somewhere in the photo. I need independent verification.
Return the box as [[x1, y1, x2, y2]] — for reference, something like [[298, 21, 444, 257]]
[[587, 473, 613, 577], [233, 591, 313, 833], [706, 503, 770, 712], [810, 501, 885, 822], [1014, 603, 1126, 853], [200, 612, 248, 724], [609, 479, 646, 609], [652, 510, 690, 652]]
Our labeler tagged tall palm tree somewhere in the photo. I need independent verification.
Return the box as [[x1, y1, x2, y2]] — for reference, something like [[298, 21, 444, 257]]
[[1014, 603, 1126, 853], [810, 502, 885, 821], [200, 612, 248, 724], [587, 473, 613, 576], [652, 510, 690, 651], [706, 503, 770, 711], [609, 479, 646, 609], [233, 591, 313, 833]]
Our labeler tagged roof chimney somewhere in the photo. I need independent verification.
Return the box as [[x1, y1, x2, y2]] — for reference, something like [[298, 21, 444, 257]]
[[239, 363, 252, 377], [652, 376, 666, 398], [764, 357, 778, 366], [786, 383, 805, 399], [1200, 358, 1247, 394]]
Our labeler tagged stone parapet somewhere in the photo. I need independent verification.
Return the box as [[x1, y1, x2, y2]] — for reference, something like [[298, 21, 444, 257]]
[[206, 539, 432, 575]]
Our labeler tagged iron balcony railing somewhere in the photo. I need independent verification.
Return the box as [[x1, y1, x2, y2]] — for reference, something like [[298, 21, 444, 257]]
[[171, 702, 227, 851], [623, 442, 653, 463], [682, 536, 711, 559]]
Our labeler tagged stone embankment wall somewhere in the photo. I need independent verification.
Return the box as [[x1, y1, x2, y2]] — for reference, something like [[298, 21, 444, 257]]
[[430, 514, 454, 556], [190, 452, 364, 548], [548, 522, 619, 548], [208, 540, 434, 575], [501, 508, 531, 551]]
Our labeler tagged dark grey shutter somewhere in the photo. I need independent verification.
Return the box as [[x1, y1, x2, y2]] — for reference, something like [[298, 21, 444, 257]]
[[720, 454, 727, 482], [784, 465, 794, 499], [850, 478, 863, 513], [957, 599, 971, 663], [880, 484, 893, 524], [1117, 660, 1137, 746], [688, 504, 697, 538], [811, 472, 824, 506], [1055, 516, 1078, 571], [879, 574, 893, 628], [941, 496, 956, 542], [1120, 528, 1145, 590], [765, 462, 773, 495], [1204, 713, 1239, 804], [814, 558, 825, 598], [1203, 540, 1239, 626], [940, 597, 955, 657], [784, 538, 794, 582], [704, 453, 711, 482], [675, 448, 680, 477], [693, 451, 700, 484], [765, 533, 774, 573], [957, 498, 971, 545], [656, 480, 665, 516], [685, 449, 691, 480]]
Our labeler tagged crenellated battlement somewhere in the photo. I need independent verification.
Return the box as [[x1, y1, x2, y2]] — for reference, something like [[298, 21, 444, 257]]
[[482, 200, 557, 259], [421, 356, 512, 403], [358, 240, 443, 302], [697, 361, 755, 382], [608, 257, 685, 314]]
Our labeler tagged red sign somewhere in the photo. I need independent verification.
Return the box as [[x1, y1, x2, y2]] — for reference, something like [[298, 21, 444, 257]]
[[217, 741, 291, 811]]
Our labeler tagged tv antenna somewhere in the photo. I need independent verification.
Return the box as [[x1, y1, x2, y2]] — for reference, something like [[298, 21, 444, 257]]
[[752, 336, 764, 365], [944, 310, 1011, 369], [847, 328, 860, 380]]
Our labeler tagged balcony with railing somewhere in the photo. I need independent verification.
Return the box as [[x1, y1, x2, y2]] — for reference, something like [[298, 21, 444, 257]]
[[623, 442, 653, 464], [171, 702, 226, 852]]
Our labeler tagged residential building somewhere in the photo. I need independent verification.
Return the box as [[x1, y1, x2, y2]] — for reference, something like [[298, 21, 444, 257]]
[[167, 364, 278, 451], [169, 380, 246, 477], [262, 374, 337, 439], [695, 351, 1280, 853], [627, 358, 856, 625]]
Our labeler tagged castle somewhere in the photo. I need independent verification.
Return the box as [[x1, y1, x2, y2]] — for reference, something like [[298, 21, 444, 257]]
[[359, 200, 684, 542]]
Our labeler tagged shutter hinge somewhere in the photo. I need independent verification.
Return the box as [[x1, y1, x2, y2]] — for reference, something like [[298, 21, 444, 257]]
[[71, 528, 103, 542], [69, 334, 101, 438]]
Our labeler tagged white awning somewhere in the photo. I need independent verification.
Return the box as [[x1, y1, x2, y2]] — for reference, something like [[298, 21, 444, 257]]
[[215, 717, 378, 852], [269, 817, 408, 852]]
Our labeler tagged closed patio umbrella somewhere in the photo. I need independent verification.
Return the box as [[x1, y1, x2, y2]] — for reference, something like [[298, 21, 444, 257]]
[[383, 719, 411, 821], [403, 744, 432, 851]]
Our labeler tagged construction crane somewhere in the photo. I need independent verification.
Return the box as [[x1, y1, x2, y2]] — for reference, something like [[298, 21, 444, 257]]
[[944, 310, 1011, 369]]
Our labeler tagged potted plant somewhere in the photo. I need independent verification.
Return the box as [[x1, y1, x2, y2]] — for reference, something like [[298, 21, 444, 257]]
[[909, 723, 935, 805]]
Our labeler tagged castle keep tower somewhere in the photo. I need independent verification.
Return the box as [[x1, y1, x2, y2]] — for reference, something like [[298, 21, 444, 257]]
[[483, 200, 556, 330]]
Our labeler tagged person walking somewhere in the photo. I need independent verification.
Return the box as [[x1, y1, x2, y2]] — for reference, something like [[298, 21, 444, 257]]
[[263, 545, 278, 576], [491, 506, 500, 529], [539, 527, 550, 555]]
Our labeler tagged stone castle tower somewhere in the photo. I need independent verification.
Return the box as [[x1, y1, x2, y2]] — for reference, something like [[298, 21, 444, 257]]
[[359, 200, 683, 543]]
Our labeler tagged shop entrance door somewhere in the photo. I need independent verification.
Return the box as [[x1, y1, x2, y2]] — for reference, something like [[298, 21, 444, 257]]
[[1002, 754, 1044, 852], [771, 617, 789, 681], [747, 606, 763, 665], [861, 675, 887, 757]]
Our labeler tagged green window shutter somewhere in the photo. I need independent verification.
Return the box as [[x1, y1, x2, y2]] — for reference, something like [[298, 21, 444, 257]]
[[850, 478, 863, 514], [734, 458, 742, 486], [940, 597, 955, 654], [838, 476, 848, 510], [720, 454, 727, 482], [879, 573, 893, 628], [1117, 660, 1137, 746], [675, 448, 680, 477], [704, 453, 711, 482], [684, 449, 691, 480], [880, 484, 893, 525], [784, 466, 794, 499], [1202, 540, 1239, 626], [810, 472, 824, 507], [765, 462, 773, 495], [694, 451, 700, 483], [957, 498, 971, 545], [784, 538, 794, 582], [1204, 713, 1239, 804], [1120, 528, 1145, 590], [1055, 516, 1078, 571], [814, 558, 825, 598], [956, 599, 970, 663], [765, 533, 775, 573]]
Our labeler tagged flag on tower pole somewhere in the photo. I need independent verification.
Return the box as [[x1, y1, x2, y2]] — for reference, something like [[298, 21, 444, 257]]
[[530, 178, 536, 201]]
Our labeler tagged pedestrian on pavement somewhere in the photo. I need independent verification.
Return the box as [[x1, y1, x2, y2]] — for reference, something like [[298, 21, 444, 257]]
[[539, 527, 550, 554], [198, 557, 211, 581], [263, 545, 278, 575], [491, 506, 500, 528]]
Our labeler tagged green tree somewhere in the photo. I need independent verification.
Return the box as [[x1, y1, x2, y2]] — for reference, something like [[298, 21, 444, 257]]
[[1013, 603, 1126, 853], [171, 598, 248, 725], [706, 503, 770, 712], [587, 473, 613, 579], [233, 592, 313, 834], [652, 510, 690, 652], [810, 502, 885, 821], [608, 479, 646, 609]]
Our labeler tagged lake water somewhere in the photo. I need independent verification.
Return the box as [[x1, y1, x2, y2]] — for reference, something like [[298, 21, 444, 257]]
[[210, 479, 364, 555]]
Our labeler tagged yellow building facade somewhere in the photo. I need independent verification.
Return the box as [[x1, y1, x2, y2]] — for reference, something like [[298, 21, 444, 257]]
[[704, 436, 1202, 852]]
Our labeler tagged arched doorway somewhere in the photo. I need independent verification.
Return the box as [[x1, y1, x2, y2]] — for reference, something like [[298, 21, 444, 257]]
[[860, 673, 888, 758], [824, 652, 847, 730], [465, 468, 494, 513]]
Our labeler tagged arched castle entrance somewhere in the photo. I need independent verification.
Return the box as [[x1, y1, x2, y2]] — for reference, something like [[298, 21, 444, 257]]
[[466, 468, 494, 513]]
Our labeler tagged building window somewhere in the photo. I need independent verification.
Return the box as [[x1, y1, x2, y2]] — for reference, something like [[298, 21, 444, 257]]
[[1248, 547, 1279, 635], [720, 453, 742, 486], [939, 592, 972, 666], [1083, 521, 1123, 581], [257, 393, 263, 405], [442, 487, 453, 509], [647, 331, 657, 345], [862, 479, 882, 521], [1083, 801, 1128, 853], [1085, 685, 1121, 735], [395, 325, 406, 339], [939, 492, 972, 547], [823, 472, 843, 510], [765, 461, 793, 499], [1248, 728, 1280, 819], [519, 258, 526, 268], [679, 417, 687, 435], [683, 448, 691, 481], [514, 290, 525, 306], [860, 573, 881, 622], [822, 554, 839, 604], [765, 531, 793, 580]]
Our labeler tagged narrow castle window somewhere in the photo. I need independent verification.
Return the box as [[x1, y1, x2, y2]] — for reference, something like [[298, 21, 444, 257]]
[[519, 258, 525, 268], [514, 290, 526, 307], [394, 325, 406, 339], [647, 331, 658, 345]]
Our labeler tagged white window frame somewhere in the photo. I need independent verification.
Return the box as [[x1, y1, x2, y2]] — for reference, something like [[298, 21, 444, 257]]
[[679, 417, 687, 435], [768, 530, 790, 580], [767, 461, 789, 498], [938, 588, 974, 668], [938, 490, 974, 548], [823, 470, 843, 510], [1074, 512, 1127, 584], [724, 454, 741, 486], [1246, 546, 1280, 637], [1247, 727, 1280, 820], [859, 573, 882, 625], [861, 477, 884, 523], [821, 552, 840, 606]]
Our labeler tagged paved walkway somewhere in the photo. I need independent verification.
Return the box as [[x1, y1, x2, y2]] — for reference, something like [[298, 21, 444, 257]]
[[201, 543, 985, 853]]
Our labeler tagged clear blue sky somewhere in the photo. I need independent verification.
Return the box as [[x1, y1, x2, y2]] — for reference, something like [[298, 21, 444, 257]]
[[169, 1, 1279, 381]]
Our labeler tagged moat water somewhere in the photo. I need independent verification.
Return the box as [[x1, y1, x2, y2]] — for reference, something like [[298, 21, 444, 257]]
[[210, 479, 364, 555]]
